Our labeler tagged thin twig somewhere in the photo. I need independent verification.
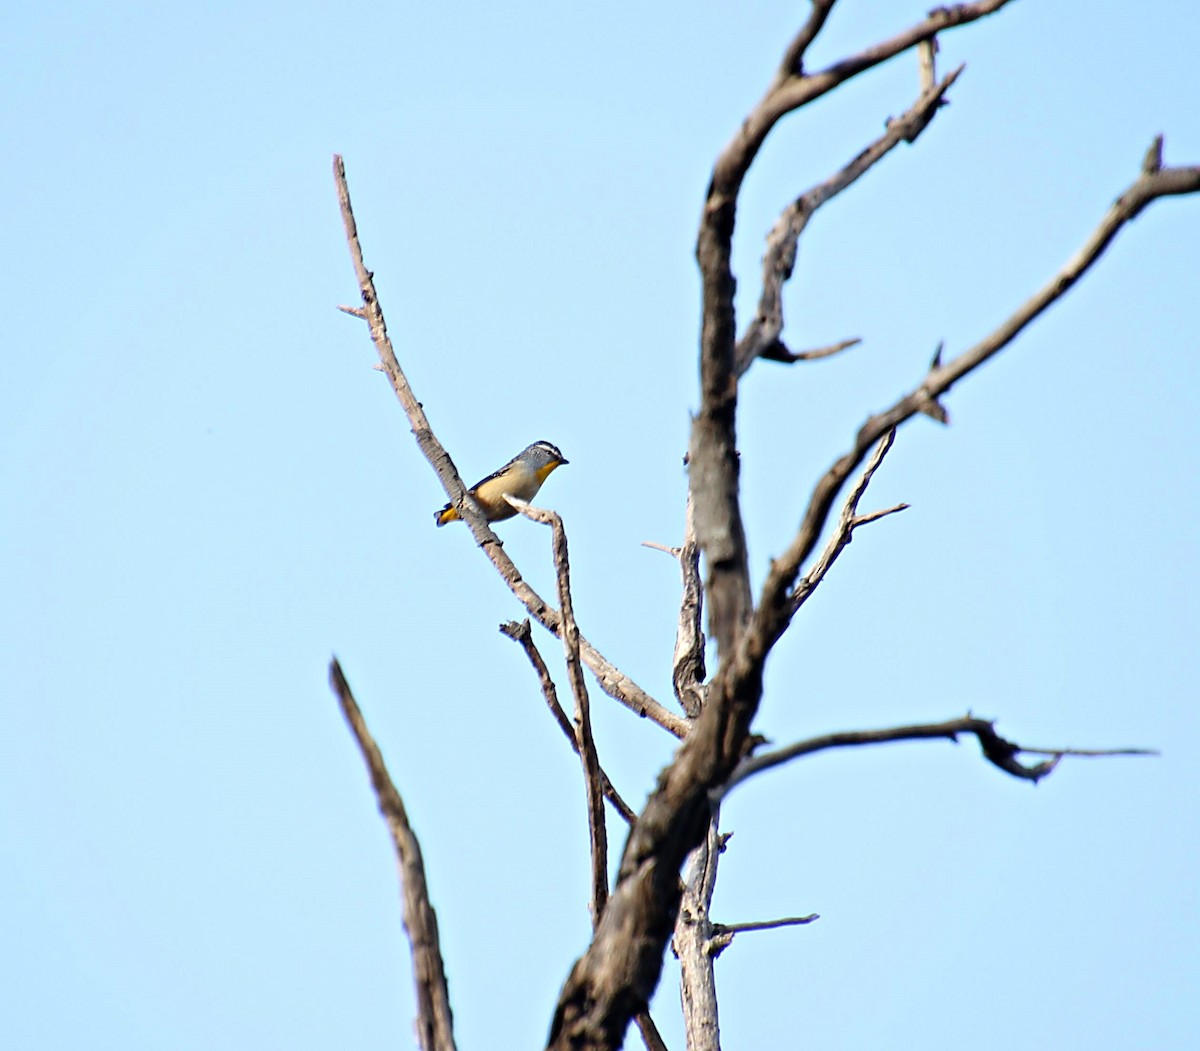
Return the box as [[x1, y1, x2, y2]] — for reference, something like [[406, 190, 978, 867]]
[[722, 716, 1157, 797], [1013, 746, 1159, 759], [761, 336, 862, 364], [790, 429, 906, 613], [500, 620, 637, 825], [712, 915, 820, 937], [641, 541, 681, 557], [507, 496, 609, 925], [329, 659, 457, 1051], [707, 913, 820, 957], [332, 156, 687, 740]]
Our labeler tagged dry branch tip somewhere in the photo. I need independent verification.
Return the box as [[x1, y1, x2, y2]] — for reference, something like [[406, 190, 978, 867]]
[[327, 657, 457, 1051], [642, 540, 683, 558], [1143, 135, 1164, 174]]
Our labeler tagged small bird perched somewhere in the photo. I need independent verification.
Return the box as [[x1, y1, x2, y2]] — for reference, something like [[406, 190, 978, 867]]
[[434, 440, 569, 526]]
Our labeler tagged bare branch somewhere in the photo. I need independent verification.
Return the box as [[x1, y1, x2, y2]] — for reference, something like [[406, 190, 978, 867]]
[[332, 156, 688, 740], [790, 429, 906, 614], [500, 620, 637, 825], [712, 914, 820, 939], [742, 142, 1200, 676], [776, 0, 839, 80], [504, 503, 662, 1051], [736, 66, 963, 377], [662, 491, 705, 715], [672, 497, 707, 718], [779, 1, 1011, 114], [759, 336, 862, 365], [917, 37, 939, 94], [693, 4, 1009, 659], [722, 716, 1158, 797], [552, 138, 1197, 1051], [634, 1014, 671, 1051], [645, 495, 708, 719], [643, 514, 707, 719], [641, 541, 681, 557], [329, 659, 457, 1051], [1142, 134, 1164, 174], [507, 496, 609, 925], [1013, 745, 1160, 759], [548, 668, 762, 1051], [853, 504, 909, 527]]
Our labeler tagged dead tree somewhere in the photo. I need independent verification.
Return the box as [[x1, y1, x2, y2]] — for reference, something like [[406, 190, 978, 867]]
[[330, 4, 1194, 1049]]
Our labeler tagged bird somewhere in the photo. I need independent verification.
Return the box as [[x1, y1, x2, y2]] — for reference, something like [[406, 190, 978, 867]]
[[434, 440, 569, 526]]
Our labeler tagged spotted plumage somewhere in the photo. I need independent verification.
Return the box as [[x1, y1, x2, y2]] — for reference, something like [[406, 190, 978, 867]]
[[434, 441, 569, 526]]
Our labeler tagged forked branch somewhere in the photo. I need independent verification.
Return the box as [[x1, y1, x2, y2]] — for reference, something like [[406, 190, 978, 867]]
[[742, 138, 1200, 668], [552, 135, 1197, 1051], [693, 1, 1013, 660], [332, 156, 688, 741], [790, 429, 907, 613], [736, 65, 964, 377]]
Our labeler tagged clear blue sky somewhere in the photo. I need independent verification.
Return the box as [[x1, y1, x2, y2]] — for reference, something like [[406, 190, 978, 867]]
[[2, 2, 1197, 1048]]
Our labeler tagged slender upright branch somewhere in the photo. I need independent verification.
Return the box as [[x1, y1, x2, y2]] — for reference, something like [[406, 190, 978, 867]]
[[329, 659, 457, 1051], [333, 156, 688, 740], [500, 620, 637, 825], [722, 716, 1157, 796], [508, 496, 609, 925]]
